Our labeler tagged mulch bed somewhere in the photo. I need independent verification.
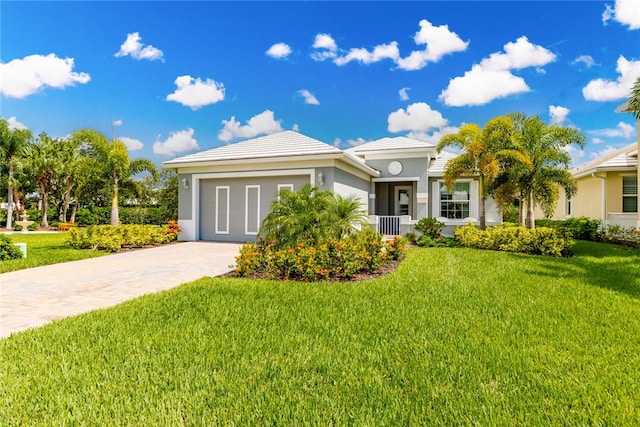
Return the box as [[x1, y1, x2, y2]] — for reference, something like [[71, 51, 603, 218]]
[[218, 257, 403, 282]]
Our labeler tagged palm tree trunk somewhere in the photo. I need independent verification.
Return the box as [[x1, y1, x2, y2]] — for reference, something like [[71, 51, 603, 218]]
[[111, 177, 119, 226], [6, 167, 14, 229], [518, 192, 525, 226], [41, 189, 49, 228], [526, 191, 535, 229], [70, 202, 78, 224], [479, 195, 486, 230]]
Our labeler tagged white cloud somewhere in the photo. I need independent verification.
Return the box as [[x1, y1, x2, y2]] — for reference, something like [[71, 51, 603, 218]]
[[592, 137, 605, 144], [396, 19, 469, 71], [603, 0, 640, 30], [589, 145, 618, 162], [399, 87, 410, 101], [0, 53, 90, 99], [572, 55, 597, 68], [298, 89, 319, 105], [115, 32, 164, 61], [346, 137, 370, 147], [439, 36, 556, 106], [311, 33, 338, 61], [5, 116, 27, 130], [311, 20, 467, 71], [407, 126, 460, 145], [218, 110, 283, 142], [112, 119, 123, 127], [119, 136, 144, 151], [292, 123, 300, 132], [333, 137, 342, 147], [388, 102, 448, 133], [549, 105, 570, 125], [589, 121, 636, 139], [166, 75, 225, 110], [564, 145, 586, 167], [334, 42, 400, 66], [266, 43, 292, 59], [582, 55, 640, 101], [153, 128, 199, 156]]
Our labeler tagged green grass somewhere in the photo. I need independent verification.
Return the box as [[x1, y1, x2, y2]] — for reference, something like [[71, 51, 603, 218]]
[[2, 241, 640, 424], [0, 233, 106, 273]]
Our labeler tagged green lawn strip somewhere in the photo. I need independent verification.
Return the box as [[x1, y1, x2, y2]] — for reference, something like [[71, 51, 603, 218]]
[[0, 233, 106, 273], [2, 242, 640, 424]]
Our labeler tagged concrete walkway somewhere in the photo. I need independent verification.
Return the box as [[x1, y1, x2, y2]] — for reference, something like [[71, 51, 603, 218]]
[[0, 242, 241, 339]]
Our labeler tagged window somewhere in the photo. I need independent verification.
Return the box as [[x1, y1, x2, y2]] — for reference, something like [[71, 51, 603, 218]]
[[245, 185, 260, 235], [567, 197, 573, 216], [215, 186, 229, 234], [440, 182, 470, 219], [622, 176, 637, 213]]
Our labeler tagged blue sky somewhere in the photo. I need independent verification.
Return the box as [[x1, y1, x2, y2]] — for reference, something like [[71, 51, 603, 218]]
[[1, 1, 639, 167]]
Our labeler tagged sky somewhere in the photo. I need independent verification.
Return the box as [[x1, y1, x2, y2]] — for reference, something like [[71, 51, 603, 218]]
[[1, 1, 639, 168]]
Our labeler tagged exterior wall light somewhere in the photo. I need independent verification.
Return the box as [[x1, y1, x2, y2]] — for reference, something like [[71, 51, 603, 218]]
[[182, 178, 189, 190], [317, 172, 324, 186]]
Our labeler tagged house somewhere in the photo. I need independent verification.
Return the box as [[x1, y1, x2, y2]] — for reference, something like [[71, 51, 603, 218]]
[[545, 142, 638, 228], [162, 130, 501, 241]]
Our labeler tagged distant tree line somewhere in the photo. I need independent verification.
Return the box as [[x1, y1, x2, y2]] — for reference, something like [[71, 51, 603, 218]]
[[0, 123, 177, 229]]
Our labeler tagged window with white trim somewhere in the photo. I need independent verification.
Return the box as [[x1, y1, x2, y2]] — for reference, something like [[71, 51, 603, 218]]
[[277, 184, 294, 201], [440, 182, 470, 219], [622, 176, 637, 213], [215, 186, 229, 234]]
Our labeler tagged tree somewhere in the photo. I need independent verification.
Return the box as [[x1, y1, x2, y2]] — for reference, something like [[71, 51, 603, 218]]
[[508, 113, 586, 228], [259, 184, 367, 248], [71, 129, 157, 226], [0, 119, 32, 229], [23, 133, 61, 228], [436, 116, 515, 230], [625, 75, 640, 120]]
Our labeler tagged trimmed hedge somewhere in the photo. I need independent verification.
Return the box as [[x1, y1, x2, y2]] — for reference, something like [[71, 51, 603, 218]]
[[454, 223, 573, 257], [535, 216, 600, 241], [65, 223, 180, 252]]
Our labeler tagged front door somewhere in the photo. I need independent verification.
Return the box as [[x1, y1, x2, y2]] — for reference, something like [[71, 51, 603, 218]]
[[394, 186, 412, 217]]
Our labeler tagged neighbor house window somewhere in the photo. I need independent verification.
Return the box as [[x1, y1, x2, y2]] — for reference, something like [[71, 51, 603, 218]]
[[622, 176, 637, 213], [440, 182, 470, 219], [567, 197, 573, 216]]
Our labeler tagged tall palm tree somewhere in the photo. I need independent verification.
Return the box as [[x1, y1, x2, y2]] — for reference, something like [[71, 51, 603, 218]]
[[626, 75, 640, 120], [436, 115, 515, 229], [71, 129, 157, 226], [0, 118, 32, 229], [508, 113, 586, 228], [24, 133, 60, 228]]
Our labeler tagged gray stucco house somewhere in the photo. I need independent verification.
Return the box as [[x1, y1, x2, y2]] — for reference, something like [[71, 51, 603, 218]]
[[162, 130, 501, 241]]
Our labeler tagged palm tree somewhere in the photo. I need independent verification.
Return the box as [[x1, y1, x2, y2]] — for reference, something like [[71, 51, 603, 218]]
[[23, 133, 60, 228], [260, 184, 333, 248], [71, 129, 158, 226], [436, 115, 515, 229], [625, 75, 640, 120], [327, 193, 369, 238], [0, 118, 32, 229], [508, 113, 586, 228]]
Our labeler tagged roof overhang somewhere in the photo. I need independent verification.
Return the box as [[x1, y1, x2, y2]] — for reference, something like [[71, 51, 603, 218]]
[[574, 166, 637, 179], [162, 152, 380, 178]]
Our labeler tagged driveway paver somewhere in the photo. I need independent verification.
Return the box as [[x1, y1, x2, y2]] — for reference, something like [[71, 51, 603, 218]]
[[0, 242, 241, 338]]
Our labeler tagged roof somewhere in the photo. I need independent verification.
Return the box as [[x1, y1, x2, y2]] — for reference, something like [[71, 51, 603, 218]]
[[162, 130, 379, 176], [347, 136, 436, 155], [428, 150, 458, 176], [572, 142, 638, 178]]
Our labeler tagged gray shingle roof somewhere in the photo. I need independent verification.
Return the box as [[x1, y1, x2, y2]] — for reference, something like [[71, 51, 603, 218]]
[[163, 130, 342, 166], [428, 151, 458, 176]]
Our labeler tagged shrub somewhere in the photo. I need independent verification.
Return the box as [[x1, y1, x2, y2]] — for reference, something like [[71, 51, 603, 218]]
[[0, 235, 24, 260], [535, 216, 600, 241], [600, 225, 640, 248], [403, 231, 418, 245], [454, 223, 573, 257], [417, 235, 437, 247], [65, 223, 177, 252], [414, 217, 445, 239], [235, 227, 405, 282], [13, 224, 23, 232], [27, 222, 38, 231]]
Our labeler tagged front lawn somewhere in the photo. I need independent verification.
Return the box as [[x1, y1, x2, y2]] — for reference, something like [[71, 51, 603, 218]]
[[0, 233, 106, 273], [2, 241, 640, 424]]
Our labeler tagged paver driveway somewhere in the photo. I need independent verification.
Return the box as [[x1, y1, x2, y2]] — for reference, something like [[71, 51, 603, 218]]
[[0, 242, 241, 338]]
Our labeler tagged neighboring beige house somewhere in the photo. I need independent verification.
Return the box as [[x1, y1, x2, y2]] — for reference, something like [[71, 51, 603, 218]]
[[544, 142, 638, 228]]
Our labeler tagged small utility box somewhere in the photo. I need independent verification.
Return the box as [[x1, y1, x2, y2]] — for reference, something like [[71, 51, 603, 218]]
[[14, 243, 27, 258]]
